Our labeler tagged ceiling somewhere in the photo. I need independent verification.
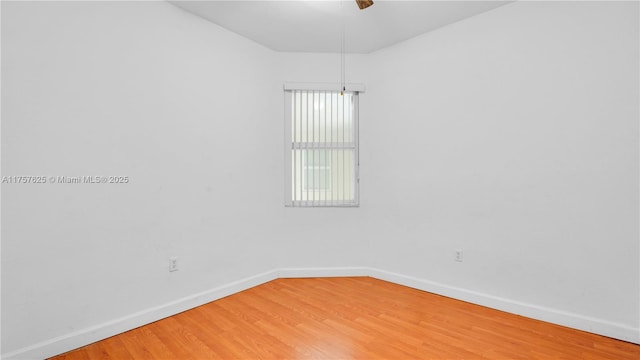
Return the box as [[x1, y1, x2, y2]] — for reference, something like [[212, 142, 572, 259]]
[[170, 1, 512, 54]]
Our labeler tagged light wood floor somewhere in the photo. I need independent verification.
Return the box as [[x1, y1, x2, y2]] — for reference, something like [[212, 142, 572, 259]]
[[51, 277, 639, 359]]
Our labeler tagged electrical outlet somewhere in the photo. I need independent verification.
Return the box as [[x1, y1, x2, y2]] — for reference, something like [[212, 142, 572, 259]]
[[169, 257, 178, 272], [455, 250, 463, 262]]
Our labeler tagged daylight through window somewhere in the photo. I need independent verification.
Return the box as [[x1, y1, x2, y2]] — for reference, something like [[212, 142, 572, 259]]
[[284, 87, 360, 207]]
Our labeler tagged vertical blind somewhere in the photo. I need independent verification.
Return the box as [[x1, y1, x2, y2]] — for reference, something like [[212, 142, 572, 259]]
[[285, 89, 359, 207]]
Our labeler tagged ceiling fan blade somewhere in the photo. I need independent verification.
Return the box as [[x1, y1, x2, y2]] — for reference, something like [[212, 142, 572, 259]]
[[356, 0, 374, 10]]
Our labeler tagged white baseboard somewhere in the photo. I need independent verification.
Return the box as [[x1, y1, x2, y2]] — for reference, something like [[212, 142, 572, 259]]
[[3, 267, 638, 359], [278, 266, 370, 278], [2, 269, 280, 360], [365, 268, 640, 345]]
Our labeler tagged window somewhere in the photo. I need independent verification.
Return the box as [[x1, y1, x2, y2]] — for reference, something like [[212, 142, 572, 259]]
[[284, 84, 362, 207], [302, 150, 331, 191]]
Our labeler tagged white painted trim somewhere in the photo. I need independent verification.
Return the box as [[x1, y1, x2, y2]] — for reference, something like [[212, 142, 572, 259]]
[[278, 266, 370, 278], [283, 82, 365, 92], [366, 268, 640, 345], [3, 267, 638, 359], [2, 270, 279, 360]]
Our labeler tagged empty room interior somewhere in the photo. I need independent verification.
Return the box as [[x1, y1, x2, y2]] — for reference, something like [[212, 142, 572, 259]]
[[1, 0, 639, 359]]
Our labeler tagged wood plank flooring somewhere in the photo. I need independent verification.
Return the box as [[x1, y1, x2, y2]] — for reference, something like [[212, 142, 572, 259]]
[[50, 277, 640, 359]]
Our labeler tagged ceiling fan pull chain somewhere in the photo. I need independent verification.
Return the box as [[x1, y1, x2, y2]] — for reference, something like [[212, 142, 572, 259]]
[[340, 0, 345, 95]]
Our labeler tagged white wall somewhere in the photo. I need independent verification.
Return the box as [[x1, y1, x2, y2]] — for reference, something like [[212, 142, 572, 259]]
[[278, 2, 639, 339], [274, 51, 375, 269], [364, 0, 638, 333], [1, 1, 285, 354], [1, 0, 638, 357], [1, 3, 376, 357]]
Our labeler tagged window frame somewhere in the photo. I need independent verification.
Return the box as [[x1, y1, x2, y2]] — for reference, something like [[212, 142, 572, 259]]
[[284, 83, 363, 207]]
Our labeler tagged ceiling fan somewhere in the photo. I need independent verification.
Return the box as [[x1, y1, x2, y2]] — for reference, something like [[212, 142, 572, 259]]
[[356, 0, 374, 10]]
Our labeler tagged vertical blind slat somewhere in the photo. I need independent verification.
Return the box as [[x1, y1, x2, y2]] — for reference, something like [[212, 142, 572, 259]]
[[312, 91, 316, 206], [330, 92, 335, 206], [298, 92, 302, 204], [303, 92, 310, 205], [340, 95, 345, 201], [292, 92, 297, 204], [324, 91, 328, 203]]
